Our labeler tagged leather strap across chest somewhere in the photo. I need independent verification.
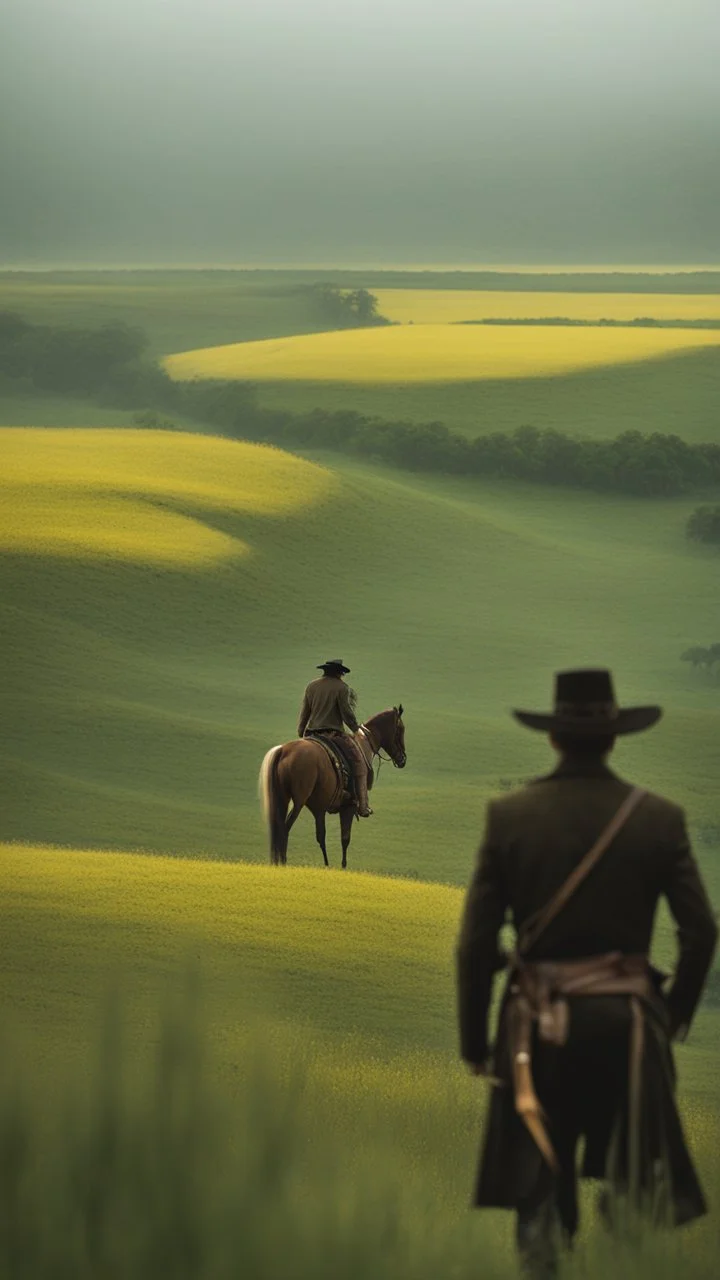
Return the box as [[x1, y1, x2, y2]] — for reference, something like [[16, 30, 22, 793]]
[[517, 786, 647, 957]]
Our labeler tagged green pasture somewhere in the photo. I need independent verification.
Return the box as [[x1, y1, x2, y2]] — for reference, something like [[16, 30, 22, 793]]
[[2, 424, 720, 892], [0, 271, 333, 356], [1, 846, 718, 1278]]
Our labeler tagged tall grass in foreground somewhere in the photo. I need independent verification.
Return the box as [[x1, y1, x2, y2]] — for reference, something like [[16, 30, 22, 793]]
[[0, 989, 716, 1279]]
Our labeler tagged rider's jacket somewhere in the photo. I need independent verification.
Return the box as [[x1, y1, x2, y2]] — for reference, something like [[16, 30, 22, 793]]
[[298, 676, 359, 737]]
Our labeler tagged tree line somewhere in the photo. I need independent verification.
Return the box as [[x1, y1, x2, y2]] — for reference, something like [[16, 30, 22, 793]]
[[3, 311, 720, 500], [458, 317, 720, 329]]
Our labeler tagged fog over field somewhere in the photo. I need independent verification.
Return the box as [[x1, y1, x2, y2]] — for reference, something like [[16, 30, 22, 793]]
[[2, 0, 719, 266]]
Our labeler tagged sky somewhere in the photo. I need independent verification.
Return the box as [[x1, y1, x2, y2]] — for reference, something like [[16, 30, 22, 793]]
[[1, 0, 719, 266]]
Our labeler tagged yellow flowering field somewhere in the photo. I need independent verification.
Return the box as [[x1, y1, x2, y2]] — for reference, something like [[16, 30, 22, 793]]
[[374, 288, 720, 326], [165, 323, 720, 385], [0, 428, 335, 566]]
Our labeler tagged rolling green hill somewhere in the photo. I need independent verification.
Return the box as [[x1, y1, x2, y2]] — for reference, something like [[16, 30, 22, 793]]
[[252, 346, 720, 443], [2, 426, 719, 894]]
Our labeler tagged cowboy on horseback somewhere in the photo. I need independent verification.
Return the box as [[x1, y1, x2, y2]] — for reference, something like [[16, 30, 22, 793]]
[[297, 659, 373, 817]]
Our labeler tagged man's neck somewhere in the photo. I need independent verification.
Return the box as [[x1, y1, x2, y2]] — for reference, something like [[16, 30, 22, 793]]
[[551, 754, 616, 779]]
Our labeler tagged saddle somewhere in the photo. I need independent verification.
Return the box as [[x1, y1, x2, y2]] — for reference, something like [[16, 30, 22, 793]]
[[305, 732, 360, 812]]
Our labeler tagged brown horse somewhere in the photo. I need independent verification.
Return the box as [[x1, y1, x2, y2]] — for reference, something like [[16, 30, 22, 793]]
[[259, 706, 406, 868]]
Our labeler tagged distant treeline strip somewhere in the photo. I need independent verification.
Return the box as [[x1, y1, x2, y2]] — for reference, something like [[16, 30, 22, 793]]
[[456, 317, 720, 329], [2, 310, 720, 499], [169, 384, 720, 498]]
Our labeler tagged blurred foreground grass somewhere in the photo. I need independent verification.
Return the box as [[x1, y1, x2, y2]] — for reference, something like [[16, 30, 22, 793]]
[[1, 985, 717, 1280]]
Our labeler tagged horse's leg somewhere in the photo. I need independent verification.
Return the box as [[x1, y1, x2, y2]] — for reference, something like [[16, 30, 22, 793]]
[[286, 804, 303, 836], [277, 753, 316, 866], [340, 805, 354, 870], [313, 812, 329, 868]]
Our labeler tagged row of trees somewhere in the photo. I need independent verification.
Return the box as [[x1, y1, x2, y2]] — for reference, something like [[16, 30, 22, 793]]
[[3, 312, 720, 501], [0, 311, 152, 397], [186, 387, 720, 498], [460, 317, 720, 329]]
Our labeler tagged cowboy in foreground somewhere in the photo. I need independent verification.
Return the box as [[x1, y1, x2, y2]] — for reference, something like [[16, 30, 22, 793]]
[[457, 669, 717, 1277], [298, 659, 373, 817]]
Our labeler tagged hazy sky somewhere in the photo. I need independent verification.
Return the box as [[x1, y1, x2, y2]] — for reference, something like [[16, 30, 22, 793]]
[[2, 0, 719, 265]]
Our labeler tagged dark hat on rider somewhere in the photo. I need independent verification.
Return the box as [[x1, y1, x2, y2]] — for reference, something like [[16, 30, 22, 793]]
[[513, 668, 662, 736], [317, 658, 351, 674]]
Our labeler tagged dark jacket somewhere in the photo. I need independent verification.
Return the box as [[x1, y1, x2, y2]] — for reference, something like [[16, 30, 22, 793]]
[[456, 757, 717, 1220], [297, 676, 359, 737]]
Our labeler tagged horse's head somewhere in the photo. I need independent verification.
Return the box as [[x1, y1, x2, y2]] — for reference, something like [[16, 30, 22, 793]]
[[366, 705, 406, 768]]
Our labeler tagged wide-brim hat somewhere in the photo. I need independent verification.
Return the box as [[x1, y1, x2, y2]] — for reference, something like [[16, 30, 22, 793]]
[[317, 658, 350, 674], [513, 668, 662, 736]]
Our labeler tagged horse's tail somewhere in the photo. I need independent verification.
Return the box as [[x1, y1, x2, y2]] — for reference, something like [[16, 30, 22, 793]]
[[258, 745, 288, 864]]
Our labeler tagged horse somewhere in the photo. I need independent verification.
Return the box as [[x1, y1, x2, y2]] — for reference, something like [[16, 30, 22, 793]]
[[258, 706, 406, 868]]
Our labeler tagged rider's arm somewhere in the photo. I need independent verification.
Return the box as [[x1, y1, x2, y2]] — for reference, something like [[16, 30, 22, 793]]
[[339, 684, 360, 733], [297, 690, 311, 738], [662, 808, 718, 1040], [456, 801, 508, 1066]]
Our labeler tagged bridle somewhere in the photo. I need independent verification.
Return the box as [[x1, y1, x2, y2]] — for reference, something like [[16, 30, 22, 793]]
[[358, 712, 406, 771]]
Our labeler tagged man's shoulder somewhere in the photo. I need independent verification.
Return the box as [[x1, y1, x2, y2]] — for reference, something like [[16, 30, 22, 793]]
[[305, 677, 326, 693], [489, 775, 685, 826]]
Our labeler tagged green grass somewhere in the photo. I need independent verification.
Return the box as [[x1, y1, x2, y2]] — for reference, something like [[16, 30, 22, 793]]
[[2, 423, 720, 894], [1, 847, 717, 1278], [254, 346, 720, 442]]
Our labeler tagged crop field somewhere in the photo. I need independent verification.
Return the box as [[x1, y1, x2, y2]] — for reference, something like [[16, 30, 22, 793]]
[[374, 288, 720, 325], [0, 428, 334, 565], [164, 323, 720, 385]]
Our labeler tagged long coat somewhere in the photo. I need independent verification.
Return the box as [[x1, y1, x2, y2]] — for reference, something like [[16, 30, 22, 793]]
[[456, 756, 717, 1225]]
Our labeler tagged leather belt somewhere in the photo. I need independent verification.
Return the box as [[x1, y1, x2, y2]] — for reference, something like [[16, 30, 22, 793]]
[[507, 951, 652, 1177]]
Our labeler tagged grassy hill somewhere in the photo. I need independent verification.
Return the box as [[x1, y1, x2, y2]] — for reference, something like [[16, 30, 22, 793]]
[[1, 843, 717, 1277], [226, 345, 720, 444], [2, 425, 720, 894]]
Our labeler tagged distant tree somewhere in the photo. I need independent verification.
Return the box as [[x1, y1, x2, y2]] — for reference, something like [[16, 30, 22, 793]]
[[681, 647, 713, 669], [687, 506, 720, 544], [344, 289, 380, 324], [313, 286, 389, 328]]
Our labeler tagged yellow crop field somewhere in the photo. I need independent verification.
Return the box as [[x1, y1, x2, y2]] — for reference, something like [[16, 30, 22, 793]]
[[0, 428, 335, 566], [165, 324, 720, 385], [374, 289, 720, 325]]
